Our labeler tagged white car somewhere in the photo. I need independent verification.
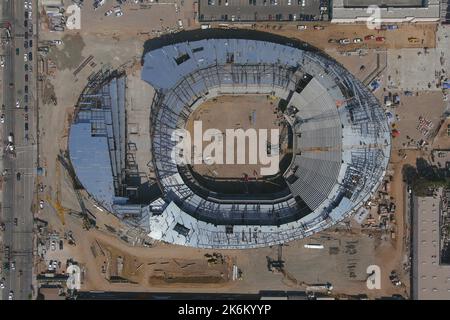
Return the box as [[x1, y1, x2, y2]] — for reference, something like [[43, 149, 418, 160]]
[[16, 100, 20, 108], [39, 200, 44, 209], [24, 53, 28, 62], [10, 261, 15, 271], [8, 291, 14, 300], [52, 40, 63, 45], [105, 9, 113, 16], [0, 114, 4, 123], [115, 11, 123, 17], [339, 38, 351, 45], [353, 38, 363, 43]]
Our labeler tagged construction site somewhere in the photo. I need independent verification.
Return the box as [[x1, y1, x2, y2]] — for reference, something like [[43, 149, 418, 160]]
[[24, 0, 450, 300]]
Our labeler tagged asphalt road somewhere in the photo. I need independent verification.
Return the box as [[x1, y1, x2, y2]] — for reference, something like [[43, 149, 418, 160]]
[[1, 0, 36, 300]]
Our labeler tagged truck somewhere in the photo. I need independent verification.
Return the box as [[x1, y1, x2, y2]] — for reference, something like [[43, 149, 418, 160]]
[[93, 0, 106, 10], [306, 282, 334, 293], [304, 244, 324, 249], [7, 133, 14, 144], [7, 133, 15, 152]]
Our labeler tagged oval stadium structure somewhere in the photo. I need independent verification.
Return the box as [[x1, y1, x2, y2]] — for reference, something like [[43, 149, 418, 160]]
[[68, 32, 391, 249]]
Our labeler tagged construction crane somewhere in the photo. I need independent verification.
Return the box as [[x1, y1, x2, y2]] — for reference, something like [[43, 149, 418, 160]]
[[266, 245, 299, 286], [300, 143, 385, 153], [57, 152, 96, 230], [46, 159, 68, 225]]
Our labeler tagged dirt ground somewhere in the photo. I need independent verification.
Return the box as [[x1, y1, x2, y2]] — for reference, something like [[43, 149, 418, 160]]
[[388, 92, 446, 150], [38, 208, 407, 297], [228, 22, 437, 51], [34, 0, 445, 299], [186, 94, 282, 178], [431, 118, 450, 150]]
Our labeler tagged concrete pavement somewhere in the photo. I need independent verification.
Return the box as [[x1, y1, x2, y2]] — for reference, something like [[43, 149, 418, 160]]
[[1, 0, 37, 300]]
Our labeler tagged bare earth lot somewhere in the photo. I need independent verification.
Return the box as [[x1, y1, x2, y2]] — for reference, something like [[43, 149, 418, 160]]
[[35, 1, 446, 298], [186, 95, 282, 178]]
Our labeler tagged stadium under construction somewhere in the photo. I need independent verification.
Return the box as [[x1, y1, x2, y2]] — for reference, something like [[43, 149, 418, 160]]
[[68, 30, 391, 249]]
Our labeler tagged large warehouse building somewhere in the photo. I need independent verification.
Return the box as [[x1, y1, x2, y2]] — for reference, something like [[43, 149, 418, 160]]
[[68, 31, 391, 249]]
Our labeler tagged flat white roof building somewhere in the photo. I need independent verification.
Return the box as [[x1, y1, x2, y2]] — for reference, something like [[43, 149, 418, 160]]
[[331, 0, 441, 23], [413, 189, 450, 300]]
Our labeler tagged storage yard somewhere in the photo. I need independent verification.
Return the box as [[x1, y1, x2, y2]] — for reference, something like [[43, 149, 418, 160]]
[[7, 0, 447, 300]]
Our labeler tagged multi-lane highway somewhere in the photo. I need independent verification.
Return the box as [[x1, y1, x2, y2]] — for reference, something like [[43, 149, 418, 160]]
[[1, 0, 36, 300]]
